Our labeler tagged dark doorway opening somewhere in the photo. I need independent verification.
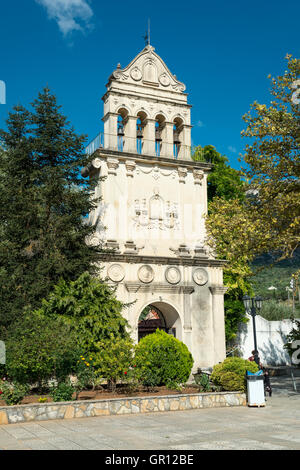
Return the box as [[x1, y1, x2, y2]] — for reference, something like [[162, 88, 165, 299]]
[[138, 304, 176, 341]]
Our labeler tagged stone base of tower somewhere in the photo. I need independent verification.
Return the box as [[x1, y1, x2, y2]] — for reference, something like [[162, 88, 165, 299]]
[[100, 254, 227, 371]]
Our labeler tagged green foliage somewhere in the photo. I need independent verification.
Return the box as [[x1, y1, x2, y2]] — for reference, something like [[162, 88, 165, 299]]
[[211, 357, 259, 392], [49, 381, 74, 402], [194, 372, 211, 392], [93, 336, 134, 392], [74, 355, 97, 396], [259, 299, 295, 321], [3, 313, 78, 387], [0, 88, 101, 332], [224, 298, 248, 342], [35, 272, 131, 356], [134, 330, 194, 388], [192, 145, 245, 202], [192, 145, 251, 342], [0, 380, 29, 406], [250, 250, 300, 301]]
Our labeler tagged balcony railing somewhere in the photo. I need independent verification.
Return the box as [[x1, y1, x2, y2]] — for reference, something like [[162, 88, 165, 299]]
[[85, 132, 192, 160]]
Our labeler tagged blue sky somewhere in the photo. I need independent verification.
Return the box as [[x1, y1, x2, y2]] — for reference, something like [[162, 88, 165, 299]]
[[0, 0, 299, 170]]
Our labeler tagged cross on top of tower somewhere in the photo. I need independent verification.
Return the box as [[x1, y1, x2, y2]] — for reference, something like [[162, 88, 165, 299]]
[[143, 19, 151, 47]]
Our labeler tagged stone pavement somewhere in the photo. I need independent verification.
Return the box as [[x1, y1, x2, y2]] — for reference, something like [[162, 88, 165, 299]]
[[0, 374, 299, 450]]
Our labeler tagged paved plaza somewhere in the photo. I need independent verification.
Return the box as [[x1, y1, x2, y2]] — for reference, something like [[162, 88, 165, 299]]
[[0, 374, 299, 450]]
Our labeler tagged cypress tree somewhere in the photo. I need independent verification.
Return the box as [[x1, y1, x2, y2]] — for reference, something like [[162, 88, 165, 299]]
[[0, 88, 100, 331]]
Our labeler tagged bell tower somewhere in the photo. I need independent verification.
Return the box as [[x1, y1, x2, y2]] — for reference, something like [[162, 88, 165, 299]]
[[82, 45, 227, 370], [99, 44, 192, 161]]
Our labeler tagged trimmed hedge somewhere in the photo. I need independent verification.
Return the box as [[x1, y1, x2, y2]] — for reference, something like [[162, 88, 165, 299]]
[[134, 329, 194, 387], [211, 357, 259, 392]]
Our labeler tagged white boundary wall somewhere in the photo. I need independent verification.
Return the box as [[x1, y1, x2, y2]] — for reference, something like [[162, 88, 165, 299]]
[[236, 313, 299, 366]]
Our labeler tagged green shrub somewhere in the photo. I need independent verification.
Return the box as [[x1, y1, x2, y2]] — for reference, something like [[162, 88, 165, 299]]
[[194, 372, 211, 392], [73, 354, 97, 398], [4, 313, 78, 387], [50, 381, 74, 402], [211, 357, 259, 392], [0, 380, 29, 406], [36, 272, 131, 356], [93, 336, 134, 392], [134, 330, 194, 388]]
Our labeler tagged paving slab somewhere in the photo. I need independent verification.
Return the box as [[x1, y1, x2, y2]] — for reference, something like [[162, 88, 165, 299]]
[[0, 375, 299, 450]]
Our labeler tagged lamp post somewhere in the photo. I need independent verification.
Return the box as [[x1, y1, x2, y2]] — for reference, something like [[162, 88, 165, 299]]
[[242, 295, 263, 367]]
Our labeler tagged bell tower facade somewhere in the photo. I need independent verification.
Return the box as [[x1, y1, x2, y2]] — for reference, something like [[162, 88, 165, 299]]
[[83, 45, 227, 370]]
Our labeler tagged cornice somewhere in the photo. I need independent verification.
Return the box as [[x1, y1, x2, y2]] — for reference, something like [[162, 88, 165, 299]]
[[92, 149, 212, 172], [124, 282, 195, 294], [97, 252, 227, 268]]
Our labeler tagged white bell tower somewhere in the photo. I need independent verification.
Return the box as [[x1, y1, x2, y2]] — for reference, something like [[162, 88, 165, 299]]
[[83, 45, 227, 370]]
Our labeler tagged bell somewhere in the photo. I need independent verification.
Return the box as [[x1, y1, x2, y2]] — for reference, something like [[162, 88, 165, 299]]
[[137, 128, 143, 139], [117, 126, 124, 136], [173, 130, 181, 144], [155, 128, 162, 142]]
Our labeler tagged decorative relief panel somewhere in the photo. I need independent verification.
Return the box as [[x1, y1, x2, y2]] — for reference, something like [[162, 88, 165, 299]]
[[110, 46, 186, 92], [138, 265, 154, 283], [108, 264, 125, 282], [130, 67, 142, 81], [193, 268, 209, 286], [136, 165, 176, 181], [133, 189, 180, 231], [159, 72, 170, 87], [165, 267, 181, 285]]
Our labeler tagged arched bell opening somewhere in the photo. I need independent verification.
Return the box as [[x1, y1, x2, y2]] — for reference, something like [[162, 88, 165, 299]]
[[155, 114, 166, 157], [136, 111, 147, 154], [173, 117, 183, 159], [137, 301, 182, 342], [117, 107, 128, 152]]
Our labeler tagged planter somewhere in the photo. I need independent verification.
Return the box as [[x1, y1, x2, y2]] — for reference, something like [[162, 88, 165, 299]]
[[0, 391, 246, 425]]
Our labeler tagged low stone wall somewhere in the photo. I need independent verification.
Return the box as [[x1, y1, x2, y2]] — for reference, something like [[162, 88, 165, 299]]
[[0, 391, 246, 425]]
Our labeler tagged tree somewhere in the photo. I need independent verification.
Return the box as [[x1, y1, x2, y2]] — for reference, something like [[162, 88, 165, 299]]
[[192, 145, 251, 341], [205, 55, 300, 339], [35, 272, 132, 356], [206, 55, 300, 267], [0, 89, 100, 331], [241, 54, 300, 261], [192, 145, 245, 202], [3, 313, 78, 388]]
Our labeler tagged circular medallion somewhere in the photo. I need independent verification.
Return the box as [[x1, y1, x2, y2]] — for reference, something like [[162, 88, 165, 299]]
[[130, 67, 142, 81], [159, 73, 170, 87], [193, 268, 209, 286], [165, 267, 181, 284], [138, 265, 154, 284], [107, 264, 125, 283]]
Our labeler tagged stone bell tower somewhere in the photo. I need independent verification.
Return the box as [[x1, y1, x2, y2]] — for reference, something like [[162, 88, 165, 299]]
[[82, 45, 227, 370]]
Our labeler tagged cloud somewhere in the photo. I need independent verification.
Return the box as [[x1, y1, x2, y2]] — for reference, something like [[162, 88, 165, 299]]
[[228, 145, 237, 153], [36, 0, 94, 36]]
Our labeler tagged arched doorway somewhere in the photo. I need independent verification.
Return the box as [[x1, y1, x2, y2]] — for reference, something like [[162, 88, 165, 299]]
[[137, 301, 181, 341]]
